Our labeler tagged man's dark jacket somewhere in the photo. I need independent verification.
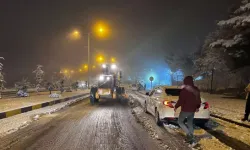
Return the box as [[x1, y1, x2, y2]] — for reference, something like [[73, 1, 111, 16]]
[[175, 76, 201, 112]]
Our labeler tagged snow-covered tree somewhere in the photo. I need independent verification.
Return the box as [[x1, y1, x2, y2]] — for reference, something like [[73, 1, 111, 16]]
[[193, 1, 250, 93], [51, 73, 60, 89], [210, 0, 250, 68], [32, 65, 45, 92], [193, 32, 235, 92], [165, 53, 195, 76], [15, 78, 31, 92], [0, 57, 5, 91], [194, 32, 231, 74]]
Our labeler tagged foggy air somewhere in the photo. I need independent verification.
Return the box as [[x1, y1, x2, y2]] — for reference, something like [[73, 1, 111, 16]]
[[0, 0, 250, 150]]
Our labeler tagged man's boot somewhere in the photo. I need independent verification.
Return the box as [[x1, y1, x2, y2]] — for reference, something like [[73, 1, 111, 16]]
[[185, 134, 194, 144], [242, 112, 249, 121]]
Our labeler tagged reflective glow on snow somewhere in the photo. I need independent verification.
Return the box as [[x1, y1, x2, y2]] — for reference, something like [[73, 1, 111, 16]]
[[138, 67, 172, 90], [128, 76, 132, 81], [195, 76, 203, 81]]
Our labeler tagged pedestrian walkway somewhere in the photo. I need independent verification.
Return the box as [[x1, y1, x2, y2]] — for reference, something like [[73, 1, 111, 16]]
[[201, 93, 249, 124], [0, 90, 89, 113]]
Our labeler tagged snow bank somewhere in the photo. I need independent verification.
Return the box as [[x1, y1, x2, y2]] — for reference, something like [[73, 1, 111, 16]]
[[0, 95, 89, 138], [128, 91, 233, 150]]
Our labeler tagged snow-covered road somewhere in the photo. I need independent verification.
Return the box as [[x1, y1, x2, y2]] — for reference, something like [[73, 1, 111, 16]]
[[1, 90, 249, 150], [0, 98, 167, 150], [129, 90, 250, 150]]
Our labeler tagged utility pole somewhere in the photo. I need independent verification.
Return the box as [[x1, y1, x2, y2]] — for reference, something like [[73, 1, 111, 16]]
[[210, 68, 214, 94], [177, 75, 178, 86], [87, 33, 90, 89], [149, 76, 154, 90]]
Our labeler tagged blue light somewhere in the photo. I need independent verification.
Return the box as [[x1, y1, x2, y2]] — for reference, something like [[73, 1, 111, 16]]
[[139, 67, 172, 90], [128, 76, 132, 81]]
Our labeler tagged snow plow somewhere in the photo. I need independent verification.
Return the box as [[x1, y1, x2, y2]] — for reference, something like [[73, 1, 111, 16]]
[[90, 63, 126, 104]]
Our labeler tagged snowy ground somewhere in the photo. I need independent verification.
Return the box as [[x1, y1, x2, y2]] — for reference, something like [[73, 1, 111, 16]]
[[201, 93, 248, 123], [0, 94, 89, 138], [0, 90, 89, 112], [128, 90, 250, 150], [128, 93, 189, 149]]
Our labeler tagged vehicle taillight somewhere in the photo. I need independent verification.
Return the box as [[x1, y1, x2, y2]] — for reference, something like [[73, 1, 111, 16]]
[[204, 102, 209, 109], [163, 100, 174, 108]]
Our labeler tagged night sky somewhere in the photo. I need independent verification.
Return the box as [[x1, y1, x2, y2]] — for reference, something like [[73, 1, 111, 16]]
[[0, 0, 240, 86]]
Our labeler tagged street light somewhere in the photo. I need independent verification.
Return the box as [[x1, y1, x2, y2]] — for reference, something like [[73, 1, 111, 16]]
[[111, 57, 116, 63], [69, 22, 109, 88], [97, 56, 104, 63], [99, 28, 103, 33], [93, 22, 108, 38], [74, 30, 79, 35], [83, 64, 88, 70], [70, 30, 81, 40]]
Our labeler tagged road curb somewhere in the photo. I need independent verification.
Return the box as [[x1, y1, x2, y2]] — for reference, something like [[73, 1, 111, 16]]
[[0, 93, 89, 120], [211, 113, 250, 128]]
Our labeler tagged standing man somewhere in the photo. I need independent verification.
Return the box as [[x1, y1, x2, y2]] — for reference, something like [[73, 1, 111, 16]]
[[242, 81, 250, 122], [174, 76, 201, 145], [60, 80, 64, 94], [48, 84, 53, 94]]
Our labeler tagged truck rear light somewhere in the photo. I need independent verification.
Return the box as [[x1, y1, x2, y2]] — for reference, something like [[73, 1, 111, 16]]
[[204, 102, 209, 109], [163, 100, 174, 108]]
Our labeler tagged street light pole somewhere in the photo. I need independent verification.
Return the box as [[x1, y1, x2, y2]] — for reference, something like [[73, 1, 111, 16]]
[[210, 68, 214, 94], [87, 33, 90, 89], [70, 23, 107, 88]]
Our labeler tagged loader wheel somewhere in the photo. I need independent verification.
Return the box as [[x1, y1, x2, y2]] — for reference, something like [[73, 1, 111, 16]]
[[90, 97, 95, 105], [90, 87, 97, 105]]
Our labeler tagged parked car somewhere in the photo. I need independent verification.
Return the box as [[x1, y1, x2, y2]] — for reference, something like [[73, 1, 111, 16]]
[[131, 84, 137, 91], [65, 87, 72, 92], [144, 86, 210, 126]]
